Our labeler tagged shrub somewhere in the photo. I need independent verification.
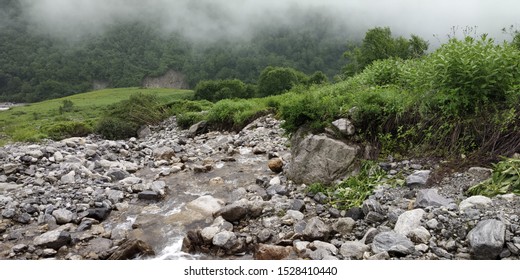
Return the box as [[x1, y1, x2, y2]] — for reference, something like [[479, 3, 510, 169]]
[[95, 93, 167, 139], [44, 121, 93, 140], [194, 79, 250, 102], [257, 66, 308, 97], [59, 99, 74, 114], [177, 112, 206, 129], [467, 157, 520, 197], [206, 99, 267, 130]]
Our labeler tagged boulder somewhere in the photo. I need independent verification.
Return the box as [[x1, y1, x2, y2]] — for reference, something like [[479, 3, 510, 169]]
[[415, 189, 452, 208], [52, 209, 74, 225], [33, 229, 71, 250], [212, 231, 237, 250], [108, 239, 155, 260], [405, 170, 431, 187], [372, 231, 415, 256], [268, 158, 283, 173], [215, 200, 249, 222], [331, 118, 355, 136], [459, 196, 493, 211], [187, 121, 208, 138], [394, 209, 425, 236], [287, 134, 360, 185], [303, 217, 331, 241], [340, 241, 370, 259], [467, 219, 505, 259], [153, 147, 175, 160]]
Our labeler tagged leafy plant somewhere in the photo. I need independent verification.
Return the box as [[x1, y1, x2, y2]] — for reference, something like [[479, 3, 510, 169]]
[[305, 161, 390, 210], [467, 157, 520, 197]]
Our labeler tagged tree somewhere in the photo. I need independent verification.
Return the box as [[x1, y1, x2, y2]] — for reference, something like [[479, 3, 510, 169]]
[[343, 27, 429, 76], [257, 66, 307, 97]]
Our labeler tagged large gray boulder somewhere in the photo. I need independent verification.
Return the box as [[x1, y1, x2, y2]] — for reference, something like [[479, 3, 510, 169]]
[[372, 231, 415, 256], [33, 229, 71, 250], [287, 134, 360, 185], [467, 219, 505, 259]]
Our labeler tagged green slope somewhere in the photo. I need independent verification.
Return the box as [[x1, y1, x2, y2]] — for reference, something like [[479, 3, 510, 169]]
[[0, 87, 193, 145]]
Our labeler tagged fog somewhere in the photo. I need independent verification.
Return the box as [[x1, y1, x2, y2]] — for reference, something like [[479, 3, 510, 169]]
[[17, 0, 520, 46]]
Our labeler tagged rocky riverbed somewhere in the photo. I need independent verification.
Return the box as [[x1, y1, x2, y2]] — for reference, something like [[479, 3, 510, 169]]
[[1, 115, 519, 260]]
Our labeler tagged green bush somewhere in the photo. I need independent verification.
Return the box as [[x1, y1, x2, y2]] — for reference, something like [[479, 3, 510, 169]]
[[44, 121, 93, 140], [206, 99, 267, 130], [467, 157, 520, 197], [418, 36, 520, 117], [95, 93, 168, 139], [257, 66, 308, 97], [177, 112, 206, 129], [194, 79, 251, 102]]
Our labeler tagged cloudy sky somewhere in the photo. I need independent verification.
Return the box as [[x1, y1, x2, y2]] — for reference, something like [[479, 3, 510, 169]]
[[18, 0, 520, 45]]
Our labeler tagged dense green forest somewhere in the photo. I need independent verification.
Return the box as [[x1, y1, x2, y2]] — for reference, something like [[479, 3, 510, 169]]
[[0, 0, 353, 102]]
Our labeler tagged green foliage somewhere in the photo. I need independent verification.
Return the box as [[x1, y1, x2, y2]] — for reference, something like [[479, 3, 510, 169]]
[[305, 161, 389, 210], [206, 99, 268, 130], [59, 99, 74, 114], [418, 35, 520, 117], [177, 112, 206, 129], [194, 79, 251, 102], [343, 27, 429, 76], [95, 93, 168, 139], [43, 121, 93, 140], [257, 66, 308, 97], [467, 158, 520, 197]]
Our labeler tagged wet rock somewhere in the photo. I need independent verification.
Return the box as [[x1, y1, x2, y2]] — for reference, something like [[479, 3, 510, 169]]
[[372, 231, 415, 256], [215, 200, 249, 222], [137, 190, 162, 201], [340, 241, 370, 259], [87, 207, 111, 221], [212, 231, 237, 250], [268, 158, 283, 173], [303, 217, 330, 241], [467, 219, 506, 259], [415, 189, 452, 208], [254, 244, 293, 260], [200, 227, 219, 244], [108, 239, 155, 260], [185, 195, 224, 216], [394, 209, 425, 236], [287, 134, 359, 185], [52, 209, 74, 225], [405, 170, 431, 187], [33, 229, 71, 250], [85, 237, 114, 259]]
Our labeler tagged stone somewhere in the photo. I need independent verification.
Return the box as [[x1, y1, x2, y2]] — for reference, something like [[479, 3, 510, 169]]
[[86, 237, 114, 257], [467, 167, 493, 181], [153, 147, 176, 160], [87, 207, 111, 221], [2, 163, 19, 175], [254, 244, 293, 260], [394, 209, 425, 236], [185, 195, 224, 216], [332, 118, 355, 136], [268, 158, 283, 173], [212, 231, 237, 250], [215, 200, 249, 222], [332, 217, 356, 235], [415, 189, 452, 208], [60, 171, 76, 184], [187, 121, 208, 138], [405, 170, 431, 187], [310, 241, 338, 255], [426, 219, 439, 230], [409, 226, 431, 244], [459, 196, 493, 211], [362, 199, 383, 215], [137, 190, 162, 201], [345, 207, 364, 220], [52, 209, 74, 225], [372, 231, 415, 256], [108, 239, 155, 260], [106, 169, 130, 182], [467, 219, 506, 259], [287, 134, 360, 185], [340, 241, 370, 259], [33, 229, 71, 250], [303, 217, 331, 241], [106, 189, 125, 204], [137, 126, 152, 139]]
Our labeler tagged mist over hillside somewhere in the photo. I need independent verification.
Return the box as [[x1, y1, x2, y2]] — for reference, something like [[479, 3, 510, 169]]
[[1, 0, 519, 102]]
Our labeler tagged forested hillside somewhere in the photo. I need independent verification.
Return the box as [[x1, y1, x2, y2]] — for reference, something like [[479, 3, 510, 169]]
[[0, 0, 350, 102]]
